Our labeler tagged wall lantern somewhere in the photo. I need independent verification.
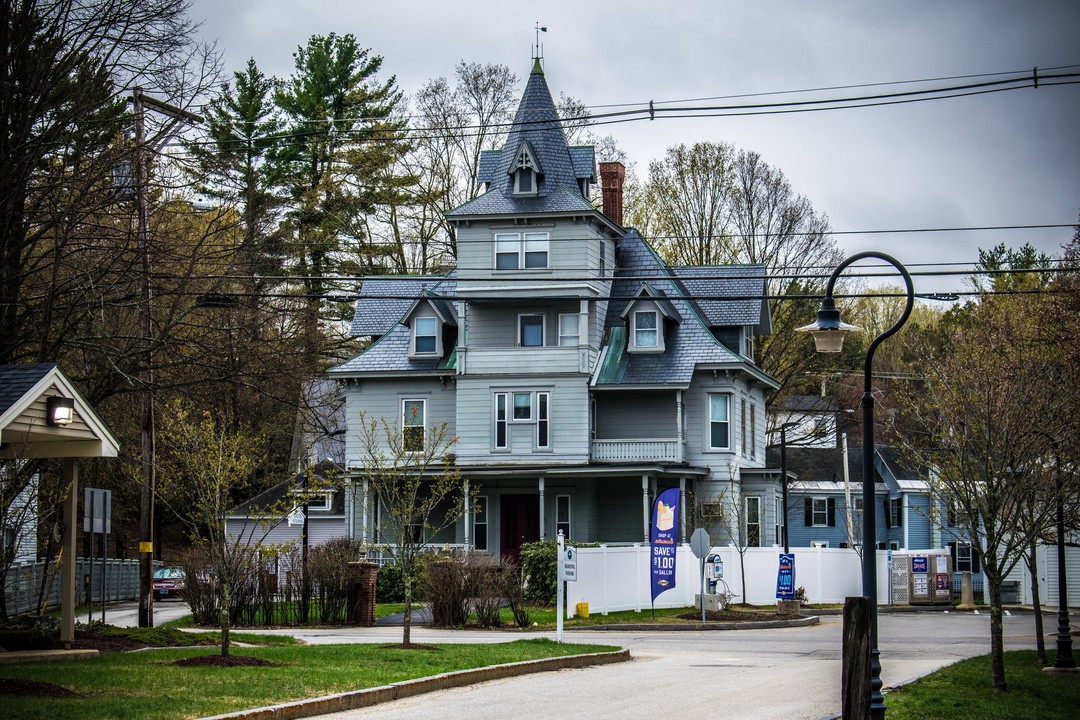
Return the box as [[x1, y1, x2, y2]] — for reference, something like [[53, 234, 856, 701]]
[[46, 396, 75, 427]]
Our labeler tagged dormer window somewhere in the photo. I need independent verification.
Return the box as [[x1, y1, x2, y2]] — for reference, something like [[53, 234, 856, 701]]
[[510, 142, 541, 197], [633, 310, 658, 348], [622, 285, 678, 354], [627, 305, 666, 353], [410, 315, 442, 357], [516, 167, 535, 194]]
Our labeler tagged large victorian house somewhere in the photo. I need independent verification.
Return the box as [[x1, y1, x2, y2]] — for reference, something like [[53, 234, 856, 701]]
[[329, 60, 779, 561]]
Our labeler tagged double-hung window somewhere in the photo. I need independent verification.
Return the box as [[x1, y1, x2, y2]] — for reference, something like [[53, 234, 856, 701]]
[[708, 394, 730, 450], [473, 496, 489, 551], [558, 313, 580, 346], [741, 398, 748, 456], [812, 497, 829, 527], [519, 314, 544, 347], [412, 317, 438, 356], [495, 232, 549, 270], [633, 310, 658, 348], [536, 392, 550, 449], [402, 399, 426, 452], [744, 496, 762, 547], [556, 495, 571, 539], [494, 393, 509, 450]]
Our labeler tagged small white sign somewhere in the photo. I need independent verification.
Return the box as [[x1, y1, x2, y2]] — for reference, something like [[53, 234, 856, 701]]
[[287, 509, 305, 526], [560, 545, 578, 582]]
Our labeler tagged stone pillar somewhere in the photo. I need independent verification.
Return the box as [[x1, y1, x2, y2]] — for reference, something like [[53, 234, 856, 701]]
[[346, 562, 380, 626]]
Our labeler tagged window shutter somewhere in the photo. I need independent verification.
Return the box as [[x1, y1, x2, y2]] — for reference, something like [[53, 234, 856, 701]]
[[971, 546, 981, 573], [804, 498, 812, 526], [896, 499, 903, 527], [948, 541, 957, 566], [883, 499, 891, 529], [827, 497, 836, 527]]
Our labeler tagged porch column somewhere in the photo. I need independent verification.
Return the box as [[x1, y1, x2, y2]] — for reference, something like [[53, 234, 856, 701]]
[[679, 477, 687, 544], [60, 458, 78, 648], [361, 478, 370, 545], [676, 390, 684, 462], [464, 479, 471, 548], [538, 476, 546, 541], [642, 475, 650, 542]]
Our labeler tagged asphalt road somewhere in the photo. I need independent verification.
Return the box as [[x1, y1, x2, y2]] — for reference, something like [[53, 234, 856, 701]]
[[301, 610, 1041, 720], [95, 602, 1046, 718]]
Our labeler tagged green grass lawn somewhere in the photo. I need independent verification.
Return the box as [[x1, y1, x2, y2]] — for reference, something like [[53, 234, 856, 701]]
[[884, 650, 1080, 719], [0, 638, 619, 720]]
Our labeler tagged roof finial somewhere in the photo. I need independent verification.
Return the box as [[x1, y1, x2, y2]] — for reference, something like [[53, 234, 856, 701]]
[[533, 23, 547, 72]]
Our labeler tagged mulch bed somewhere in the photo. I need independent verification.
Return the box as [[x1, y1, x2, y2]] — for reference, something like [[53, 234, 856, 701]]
[[174, 654, 282, 667], [70, 629, 149, 653], [0, 678, 80, 697], [675, 609, 800, 622]]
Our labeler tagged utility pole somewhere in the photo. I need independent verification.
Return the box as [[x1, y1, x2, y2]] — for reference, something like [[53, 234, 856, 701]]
[[133, 87, 203, 628]]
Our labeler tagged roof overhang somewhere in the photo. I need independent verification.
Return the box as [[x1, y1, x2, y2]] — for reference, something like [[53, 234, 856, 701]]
[[0, 365, 120, 459]]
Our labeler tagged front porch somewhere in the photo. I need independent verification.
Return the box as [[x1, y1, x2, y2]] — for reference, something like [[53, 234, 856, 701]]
[[349, 463, 709, 563]]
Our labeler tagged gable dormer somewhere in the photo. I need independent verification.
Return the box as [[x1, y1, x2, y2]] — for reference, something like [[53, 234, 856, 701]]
[[620, 285, 681, 354], [404, 294, 457, 358], [510, 140, 542, 196]]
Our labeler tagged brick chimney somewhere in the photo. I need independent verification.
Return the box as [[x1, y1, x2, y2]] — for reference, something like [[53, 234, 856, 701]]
[[599, 161, 625, 226]]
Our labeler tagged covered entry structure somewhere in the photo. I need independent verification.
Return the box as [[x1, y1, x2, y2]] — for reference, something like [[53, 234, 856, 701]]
[[0, 364, 120, 647]]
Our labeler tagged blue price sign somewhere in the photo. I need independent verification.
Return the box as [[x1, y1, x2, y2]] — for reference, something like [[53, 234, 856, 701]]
[[776, 553, 796, 600], [912, 556, 928, 573]]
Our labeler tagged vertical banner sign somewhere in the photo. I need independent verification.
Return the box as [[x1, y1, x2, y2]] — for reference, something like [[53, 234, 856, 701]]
[[776, 553, 796, 600], [650, 488, 680, 601]]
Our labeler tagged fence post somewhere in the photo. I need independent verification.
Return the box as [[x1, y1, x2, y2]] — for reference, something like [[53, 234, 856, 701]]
[[842, 595, 871, 720]]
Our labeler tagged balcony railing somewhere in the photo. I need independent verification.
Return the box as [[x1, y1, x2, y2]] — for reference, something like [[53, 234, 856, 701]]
[[591, 439, 681, 463], [459, 346, 594, 375]]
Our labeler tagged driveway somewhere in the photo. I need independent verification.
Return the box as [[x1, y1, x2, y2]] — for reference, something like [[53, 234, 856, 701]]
[[303, 610, 1040, 720]]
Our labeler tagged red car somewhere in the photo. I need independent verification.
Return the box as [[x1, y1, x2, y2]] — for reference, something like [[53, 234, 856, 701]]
[[152, 567, 186, 600]]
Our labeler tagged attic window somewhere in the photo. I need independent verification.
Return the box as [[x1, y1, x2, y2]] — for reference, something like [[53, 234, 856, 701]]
[[511, 144, 540, 196], [628, 307, 665, 353], [410, 316, 442, 357]]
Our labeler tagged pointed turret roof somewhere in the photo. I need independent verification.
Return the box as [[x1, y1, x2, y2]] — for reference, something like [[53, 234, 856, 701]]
[[446, 62, 596, 218]]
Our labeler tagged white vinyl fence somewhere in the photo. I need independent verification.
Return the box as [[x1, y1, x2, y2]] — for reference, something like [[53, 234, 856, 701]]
[[563, 544, 890, 617]]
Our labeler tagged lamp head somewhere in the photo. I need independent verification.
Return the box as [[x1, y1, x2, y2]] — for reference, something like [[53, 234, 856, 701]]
[[46, 396, 75, 427], [796, 298, 861, 353]]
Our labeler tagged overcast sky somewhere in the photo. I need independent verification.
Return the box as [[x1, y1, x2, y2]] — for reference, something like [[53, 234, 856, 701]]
[[191, 0, 1079, 296]]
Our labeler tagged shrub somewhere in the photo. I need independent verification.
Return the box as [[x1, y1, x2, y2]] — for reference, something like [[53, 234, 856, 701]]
[[308, 538, 364, 624], [520, 540, 557, 605], [424, 557, 470, 627], [0, 615, 59, 650], [468, 554, 504, 628]]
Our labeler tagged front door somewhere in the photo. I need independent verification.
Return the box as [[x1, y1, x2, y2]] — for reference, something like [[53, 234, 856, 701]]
[[500, 494, 540, 565]]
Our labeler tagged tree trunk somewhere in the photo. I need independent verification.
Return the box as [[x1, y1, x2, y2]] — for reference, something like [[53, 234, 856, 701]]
[[402, 571, 412, 646], [1025, 540, 1046, 664], [988, 580, 1007, 691], [220, 580, 231, 658]]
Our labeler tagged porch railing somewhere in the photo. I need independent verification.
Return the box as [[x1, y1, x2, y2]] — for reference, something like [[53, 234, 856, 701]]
[[591, 439, 681, 463]]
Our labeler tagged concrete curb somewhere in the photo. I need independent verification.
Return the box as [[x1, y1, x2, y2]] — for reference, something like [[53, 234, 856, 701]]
[[199, 649, 631, 720], [572, 615, 820, 631]]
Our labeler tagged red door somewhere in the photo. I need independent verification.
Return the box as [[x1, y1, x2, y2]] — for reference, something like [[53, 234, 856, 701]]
[[500, 494, 540, 565]]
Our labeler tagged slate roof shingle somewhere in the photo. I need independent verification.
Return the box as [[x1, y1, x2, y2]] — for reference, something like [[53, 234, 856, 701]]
[[447, 63, 596, 218], [0, 364, 57, 416]]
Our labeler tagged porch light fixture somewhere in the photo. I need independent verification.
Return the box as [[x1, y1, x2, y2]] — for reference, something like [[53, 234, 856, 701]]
[[46, 396, 75, 427], [798, 251, 914, 720]]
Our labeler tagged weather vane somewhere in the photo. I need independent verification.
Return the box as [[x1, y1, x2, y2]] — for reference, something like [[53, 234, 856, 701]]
[[534, 22, 547, 62]]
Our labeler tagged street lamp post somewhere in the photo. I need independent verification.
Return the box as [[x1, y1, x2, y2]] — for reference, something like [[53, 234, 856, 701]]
[[1051, 455, 1076, 671], [798, 251, 914, 720], [780, 422, 798, 554]]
